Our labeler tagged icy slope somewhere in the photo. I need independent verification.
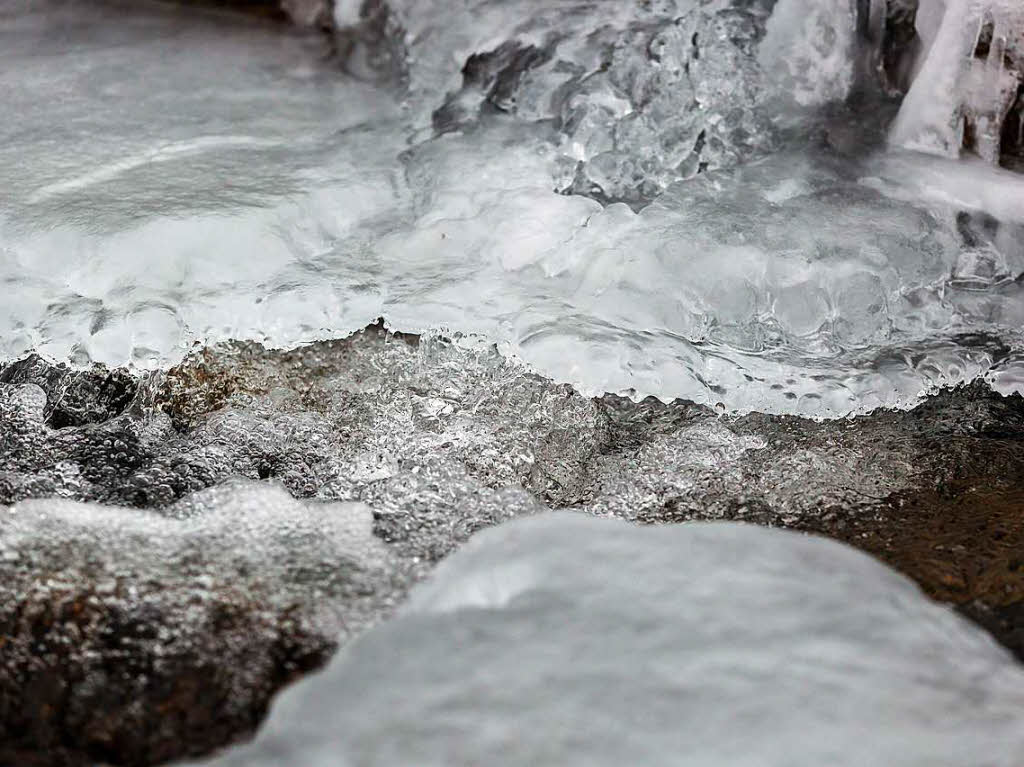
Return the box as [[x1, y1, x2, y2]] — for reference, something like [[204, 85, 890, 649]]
[[891, 0, 1024, 163]]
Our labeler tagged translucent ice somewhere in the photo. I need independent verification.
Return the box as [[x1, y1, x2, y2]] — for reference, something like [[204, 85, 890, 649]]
[[188, 513, 1024, 767], [890, 0, 1024, 163], [0, 0, 408, 363], [3, 0, 1024, 416]]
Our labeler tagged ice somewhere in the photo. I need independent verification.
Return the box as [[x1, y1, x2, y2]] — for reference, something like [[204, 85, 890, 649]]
[[0, 0, 408, 364], [188, 512, 1024, 767], [2, 0, 1024, 416], [387, 134, 1024, 414], [759, 0, 858, 107], [890, 0, 1024, 162]]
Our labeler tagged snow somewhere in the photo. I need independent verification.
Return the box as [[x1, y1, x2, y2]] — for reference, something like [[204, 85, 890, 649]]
[[187, 512, 1024, 767]]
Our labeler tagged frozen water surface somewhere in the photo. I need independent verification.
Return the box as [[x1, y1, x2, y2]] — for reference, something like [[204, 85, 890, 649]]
[[6, 2, 1024, 763], [189, 513, 1024, 767], [2, 0, 1024, 416]]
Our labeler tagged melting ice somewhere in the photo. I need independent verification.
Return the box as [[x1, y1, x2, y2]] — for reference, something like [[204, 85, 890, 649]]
[[2, 0, 1024, 416]]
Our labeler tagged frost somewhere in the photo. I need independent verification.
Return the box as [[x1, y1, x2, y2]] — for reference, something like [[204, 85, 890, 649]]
[[0, 479, 394, 763], [2, 480, 388, 633], [188, 513, 1024, 767]]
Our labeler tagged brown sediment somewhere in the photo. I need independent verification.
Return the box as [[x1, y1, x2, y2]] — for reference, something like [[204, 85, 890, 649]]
[[789, 483, 1024, 658]]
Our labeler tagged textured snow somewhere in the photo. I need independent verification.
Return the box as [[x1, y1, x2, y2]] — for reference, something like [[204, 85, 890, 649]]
[[2, 0, 1024, 415], [189, 512, 1024, 767]]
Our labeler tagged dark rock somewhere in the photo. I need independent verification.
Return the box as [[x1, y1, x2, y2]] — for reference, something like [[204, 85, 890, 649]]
[[0, 356, 139, 430]]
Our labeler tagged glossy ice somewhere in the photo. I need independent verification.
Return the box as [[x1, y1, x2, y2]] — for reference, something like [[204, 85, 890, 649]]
[[3, 0, 1024, 415]]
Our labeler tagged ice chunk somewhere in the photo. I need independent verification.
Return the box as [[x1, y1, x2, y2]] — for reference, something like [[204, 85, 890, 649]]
[[188, 513, 1024, 767], [393, 0, 791, 202]]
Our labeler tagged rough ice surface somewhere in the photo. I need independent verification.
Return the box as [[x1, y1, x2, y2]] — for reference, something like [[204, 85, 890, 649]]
[[189, 512, 1024, 767], [759, 0, 858, 107], [2, 0, 1024, 418], [5, 325, 1024, 761]]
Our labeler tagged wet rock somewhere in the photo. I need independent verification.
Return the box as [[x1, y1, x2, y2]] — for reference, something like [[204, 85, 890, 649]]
[[2, 325, 1024, 766], [0, 355, 139, 429], [0, 483, 392, 767]]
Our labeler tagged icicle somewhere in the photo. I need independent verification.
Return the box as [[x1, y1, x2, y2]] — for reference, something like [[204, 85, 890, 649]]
[[890, 0, 1024, 164]]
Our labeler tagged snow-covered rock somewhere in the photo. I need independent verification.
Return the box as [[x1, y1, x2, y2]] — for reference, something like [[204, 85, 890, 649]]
[[189, 512, 1024, 767]]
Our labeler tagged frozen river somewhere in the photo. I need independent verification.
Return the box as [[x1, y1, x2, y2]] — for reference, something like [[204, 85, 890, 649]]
[[2, 2, 1024, 765], [3, 0, 1023, 415]]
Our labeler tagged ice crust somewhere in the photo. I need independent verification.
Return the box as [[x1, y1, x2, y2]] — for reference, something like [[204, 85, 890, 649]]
[[190, 512, 1024, 767], [3, 0, 1024, 416]]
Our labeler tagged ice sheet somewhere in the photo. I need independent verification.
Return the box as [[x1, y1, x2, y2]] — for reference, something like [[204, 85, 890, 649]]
[[3, 0, 1024, 415]]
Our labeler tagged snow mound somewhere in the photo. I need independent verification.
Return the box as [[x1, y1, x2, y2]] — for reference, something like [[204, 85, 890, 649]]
[[189, 513, 1024, 767]]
